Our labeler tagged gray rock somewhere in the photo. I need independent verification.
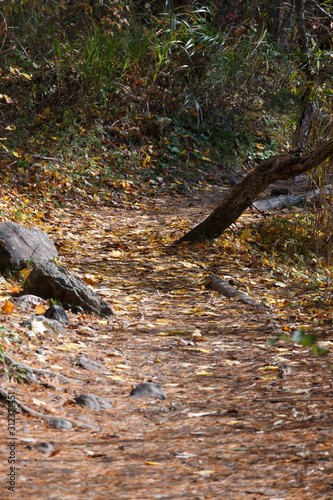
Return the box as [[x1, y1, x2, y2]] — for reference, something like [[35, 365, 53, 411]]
[[23, 261, 114, 317], [44, 304, 69, 323], [74, 356, 105, 372], [48, 417, 73, 430], [12, 294, 47, 310], [74, 393, 112, 410], [0, 221, 57, 271], [34, 442, 55, 454], [129, 382, 167, 400]]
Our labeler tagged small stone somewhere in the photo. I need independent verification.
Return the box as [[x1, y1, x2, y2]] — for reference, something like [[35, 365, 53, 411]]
[[74, 393, 112, 410], [74, 356, 105, 372], [34, 442, 55, 454], [48, 417, 73, 430], [129, 382, 167, 400], [12, 295, 47, 310], [44, 304, 70, 323]]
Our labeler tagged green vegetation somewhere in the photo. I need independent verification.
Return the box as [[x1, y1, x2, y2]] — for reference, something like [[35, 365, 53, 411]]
[[1, 0, 332, 270]]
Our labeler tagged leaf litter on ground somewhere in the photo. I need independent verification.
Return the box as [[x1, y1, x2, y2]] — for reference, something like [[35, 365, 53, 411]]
[[0, 186, 332, 499]]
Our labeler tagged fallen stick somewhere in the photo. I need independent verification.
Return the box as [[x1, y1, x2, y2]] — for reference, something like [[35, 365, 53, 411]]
[[205, 274, 267, 310]]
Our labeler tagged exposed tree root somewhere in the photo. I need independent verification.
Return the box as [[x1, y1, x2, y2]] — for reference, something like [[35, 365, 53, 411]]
[[3, 354, 81, 384]]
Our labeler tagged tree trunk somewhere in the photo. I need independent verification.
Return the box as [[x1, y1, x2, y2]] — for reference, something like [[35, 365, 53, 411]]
[[176, 139, 333, 243], [293, 0, 314, 149]]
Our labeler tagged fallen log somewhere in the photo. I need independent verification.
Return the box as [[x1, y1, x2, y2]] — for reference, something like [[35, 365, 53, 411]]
[[253, 185, 333, 212]]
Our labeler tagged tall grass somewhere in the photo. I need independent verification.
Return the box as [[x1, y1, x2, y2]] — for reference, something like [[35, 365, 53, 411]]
[[2, 2, 224, 118]]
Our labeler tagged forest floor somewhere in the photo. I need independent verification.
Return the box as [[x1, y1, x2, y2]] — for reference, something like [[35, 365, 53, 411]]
[[0, 183, 333, 500]]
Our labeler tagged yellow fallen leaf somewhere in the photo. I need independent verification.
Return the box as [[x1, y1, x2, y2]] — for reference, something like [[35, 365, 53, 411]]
[[84, 274, 98, 285], [49, 365, 63, 371], [20, 268, 31, 280], [108, 250, 123, 258], [183, 307, 204, 314], [224, 359, 241, 366], [2, 300, 14, 314], [193, 470, 215, 476], [170, 289, 187, 295], [31, 398, 47, 407], [54, 343, 81, 351], [35, 303, 47, 315], [226, 420, 242, 426], [190, 332, 202, 341], [155, 318, 174, 325], [184, 347, 211, 353], [258, 365, 279, 371], [240, 228, 252, 241], [274, 281, 287, 287], [123, 296, 138, 302], [180, 261, 198, 269], [145, 462, 162, 466], [159, 331, 179, 336]]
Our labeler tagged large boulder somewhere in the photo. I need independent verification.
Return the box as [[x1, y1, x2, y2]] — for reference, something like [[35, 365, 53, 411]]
[[24, 261, 114, 317], [0, 221, 57, 271]]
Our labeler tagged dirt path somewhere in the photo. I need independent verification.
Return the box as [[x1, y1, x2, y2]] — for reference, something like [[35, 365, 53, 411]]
[[0, 191, 333, 499]]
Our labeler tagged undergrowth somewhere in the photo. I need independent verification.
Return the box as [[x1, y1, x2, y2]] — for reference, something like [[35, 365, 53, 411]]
[[0, 0, 332, 276], [255, 200, 333, 267]]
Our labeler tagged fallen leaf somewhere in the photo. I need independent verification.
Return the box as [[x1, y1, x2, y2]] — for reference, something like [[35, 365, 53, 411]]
[[2, 300, 14, 314]]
